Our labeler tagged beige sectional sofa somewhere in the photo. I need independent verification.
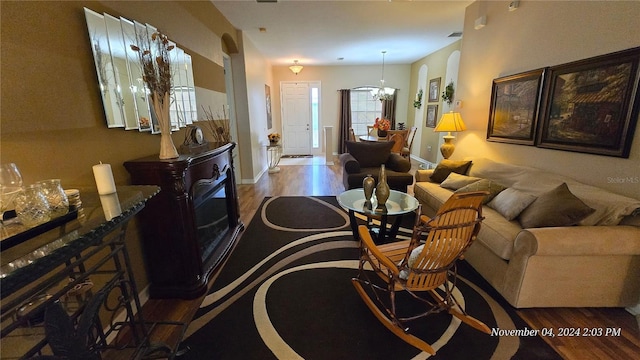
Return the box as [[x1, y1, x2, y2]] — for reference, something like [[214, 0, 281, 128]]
[[414, 157, 640, 308]]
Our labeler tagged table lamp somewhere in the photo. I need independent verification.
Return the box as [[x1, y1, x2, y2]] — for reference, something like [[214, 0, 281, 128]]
[[434, 111, 466, 159]]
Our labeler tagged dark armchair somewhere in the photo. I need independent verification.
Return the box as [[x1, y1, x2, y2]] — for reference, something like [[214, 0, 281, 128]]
[[340, 141, 413, 192]]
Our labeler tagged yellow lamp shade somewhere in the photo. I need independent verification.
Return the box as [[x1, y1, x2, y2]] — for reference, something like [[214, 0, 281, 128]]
[[434, 112, 467, 134]]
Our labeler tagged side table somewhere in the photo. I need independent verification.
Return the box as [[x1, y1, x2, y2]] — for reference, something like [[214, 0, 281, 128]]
[[337, 189, 419, 243], [266, 144, 283, 173]]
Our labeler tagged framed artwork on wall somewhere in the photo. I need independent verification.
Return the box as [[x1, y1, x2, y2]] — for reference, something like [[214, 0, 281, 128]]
[[487, 68, 545, 145], [426, 105, 438, 127], [537, 47, 640, 158], [428, 77, 441, 102], [265, 84, 272, 129]]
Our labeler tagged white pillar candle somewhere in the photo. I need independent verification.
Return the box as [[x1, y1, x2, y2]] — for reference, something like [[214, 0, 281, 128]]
[[92, 163, 117, 195]]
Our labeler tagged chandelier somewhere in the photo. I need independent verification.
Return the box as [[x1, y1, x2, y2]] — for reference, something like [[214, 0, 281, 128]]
[[371, 51, 395, 101], [289, 60, 303, 75]]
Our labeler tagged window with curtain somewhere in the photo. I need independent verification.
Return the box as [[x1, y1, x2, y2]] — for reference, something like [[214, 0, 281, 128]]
[[350, 87, 383, 136]]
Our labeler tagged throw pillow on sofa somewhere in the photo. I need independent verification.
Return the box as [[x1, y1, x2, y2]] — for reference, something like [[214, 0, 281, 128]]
[[455, 178, 506, 204], [430, 160, 472, 183], [440, 172, 482, 190], [345, 141, 394, 168], [487, 188, 537, 221], [518, 182, 595, 228]]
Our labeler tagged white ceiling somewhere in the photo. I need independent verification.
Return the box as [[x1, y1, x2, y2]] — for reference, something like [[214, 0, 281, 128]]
[[212, 0, 473, 66]]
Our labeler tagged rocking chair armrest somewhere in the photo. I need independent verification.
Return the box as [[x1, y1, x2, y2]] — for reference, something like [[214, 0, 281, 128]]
[[358, 225, 399, 273]]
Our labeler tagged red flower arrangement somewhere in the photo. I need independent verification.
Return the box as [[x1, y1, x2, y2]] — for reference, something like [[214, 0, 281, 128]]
[[373, 118, 391, 131]]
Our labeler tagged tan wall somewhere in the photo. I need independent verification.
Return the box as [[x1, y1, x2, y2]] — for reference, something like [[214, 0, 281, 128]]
[[408, 40, 463, 163], [236, 31, 273, 182], [1, 1, 238, 290], [455, 0, 640, 199]]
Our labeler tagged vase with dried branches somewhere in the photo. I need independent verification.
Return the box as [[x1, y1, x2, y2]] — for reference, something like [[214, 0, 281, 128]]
[[131, 31, 179, 159], [201, 106, 232, 145]]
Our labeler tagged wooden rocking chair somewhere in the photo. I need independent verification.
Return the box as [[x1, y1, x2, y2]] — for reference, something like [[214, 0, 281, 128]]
[[351, 191, 491, 354]]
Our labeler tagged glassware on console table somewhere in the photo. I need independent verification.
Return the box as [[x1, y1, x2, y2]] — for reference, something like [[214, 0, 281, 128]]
[[36, 179, 69, 219], [14, 184, 51, 228], [0, 163, 23, 221]]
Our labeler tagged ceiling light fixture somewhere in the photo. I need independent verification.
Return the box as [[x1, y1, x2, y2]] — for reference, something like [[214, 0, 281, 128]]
[[372, 51, 395, 101], [289, 60, 303, 75]]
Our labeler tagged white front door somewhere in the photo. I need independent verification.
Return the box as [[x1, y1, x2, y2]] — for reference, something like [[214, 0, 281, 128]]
[[281, 82, 311, 155]]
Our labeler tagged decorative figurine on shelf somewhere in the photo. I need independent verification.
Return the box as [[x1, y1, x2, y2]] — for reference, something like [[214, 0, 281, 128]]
[[373, 118, 391, 138], [268, 133, 281, 146]]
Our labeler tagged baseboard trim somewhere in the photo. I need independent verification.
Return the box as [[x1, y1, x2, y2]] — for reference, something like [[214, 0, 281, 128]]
[[241, 166, 267, 184], [105, 284, 151, 344]]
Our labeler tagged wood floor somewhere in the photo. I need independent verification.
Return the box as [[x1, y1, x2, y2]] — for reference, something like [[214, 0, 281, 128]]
[[133, 159, 640, 360]]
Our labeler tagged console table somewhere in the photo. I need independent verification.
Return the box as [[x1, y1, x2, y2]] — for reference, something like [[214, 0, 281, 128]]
[[124, 143, 244, 299], [0, 186, 185, 359]]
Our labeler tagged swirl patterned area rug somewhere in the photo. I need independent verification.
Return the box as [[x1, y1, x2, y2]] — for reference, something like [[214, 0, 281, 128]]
[[182, 196, 560, 360]]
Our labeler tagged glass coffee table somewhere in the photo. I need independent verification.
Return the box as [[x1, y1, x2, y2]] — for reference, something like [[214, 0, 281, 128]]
[[337, 189, 420, 243]]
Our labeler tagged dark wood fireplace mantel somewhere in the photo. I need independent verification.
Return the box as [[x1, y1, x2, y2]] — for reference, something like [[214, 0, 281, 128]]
[[124, 142, 243, 299]]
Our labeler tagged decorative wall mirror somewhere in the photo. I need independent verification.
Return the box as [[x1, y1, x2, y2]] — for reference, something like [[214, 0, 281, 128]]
[[141, 23, 162, 134], [104, 13, 137, 130], [83, 8, 197, 134], [168, 40, 182, 132], [121, 17, 152, 132], [184, 54, 197, 123], [84, 8, 124, 128]]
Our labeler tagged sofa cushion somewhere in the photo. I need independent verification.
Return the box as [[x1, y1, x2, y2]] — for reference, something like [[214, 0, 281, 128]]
[[413, 181, 454, 217], [487, 188, 537, 221], [567, 183, 640, 226], [455, 178, 506, 204], [415, 169, 434, 182], [345, 141, 394, 168], [467, 157, 531, 188], [430, 160, 472, 183], [467, 157, 640, 226], [476, 207, 524, 261], [413, 181, 522, 261], [518, 183, 595, 228], [440, 173, 482, 190], [386, 153, 412, 173]]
